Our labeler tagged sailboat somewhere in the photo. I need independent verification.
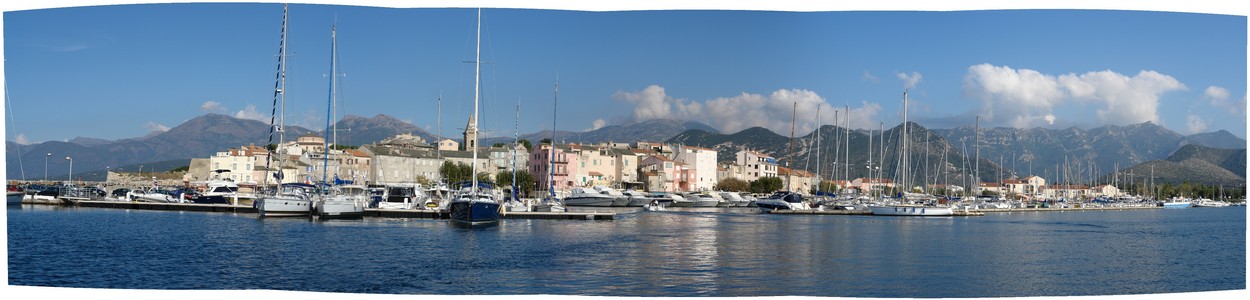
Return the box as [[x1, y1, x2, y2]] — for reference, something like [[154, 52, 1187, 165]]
[[256, 4, 315, 218], [868, 90, 954, 216], [448, 8, 502, 226], [530, 77, 566, 213], [314, 22, 366, 219]]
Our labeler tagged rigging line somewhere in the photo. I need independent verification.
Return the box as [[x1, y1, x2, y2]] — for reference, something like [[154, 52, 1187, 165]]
[[5, 79, 26, 180]]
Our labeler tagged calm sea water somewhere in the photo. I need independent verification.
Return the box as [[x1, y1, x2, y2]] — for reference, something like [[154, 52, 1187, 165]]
[[6, 205, 1246, 297]]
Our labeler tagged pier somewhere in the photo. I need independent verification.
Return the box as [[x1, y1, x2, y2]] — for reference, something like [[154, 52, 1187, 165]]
[[21, 199, 614, 220]]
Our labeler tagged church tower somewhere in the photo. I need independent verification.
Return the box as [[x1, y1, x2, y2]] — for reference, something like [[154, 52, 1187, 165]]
[[462, 113, 478, 151]]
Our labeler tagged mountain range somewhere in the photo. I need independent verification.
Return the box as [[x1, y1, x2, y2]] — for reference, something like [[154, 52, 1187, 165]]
[[6, 113, 1246, 187]]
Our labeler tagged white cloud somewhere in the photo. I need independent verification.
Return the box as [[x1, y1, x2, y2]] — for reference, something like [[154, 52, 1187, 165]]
[[144, 122, 170, 133], [862, 71, 879, 83], [14, 134, 30, 145], [586, 119, 607, 132], [1058, 69, 1185, 125], [1186, 113, 1208, 134], [234, 104, 268, 121], [897, 71, 923, 89], [1205, 86, 1244, 114], [200, 101, 226, 113], [963, 64, 1066, 128], [612, 85, 881, 134], [963, 64, 1186, 128]]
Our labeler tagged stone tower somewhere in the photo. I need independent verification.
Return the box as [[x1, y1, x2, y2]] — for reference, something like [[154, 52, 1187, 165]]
[[462, 113, 478, 151]]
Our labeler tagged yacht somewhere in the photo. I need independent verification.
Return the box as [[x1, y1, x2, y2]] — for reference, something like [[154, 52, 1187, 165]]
[[191, 179, 239, 204], [667, 192, 696, 207], [1192, 198, 1229, 208], [621, 190, 652, 207], [593, 186, 630, 206], [255, 5, 313, 218], [379, 185, 425, 210], [563, 186, 617, 207], [685, 192, 722, 207], [717, 191, 751, 207], [647, 192, 682, 206], [128, 187, 179, 203], [867, 91, 953, 217], [1162, 197, 1193, 209], [8, 184, 25, 205], [755, 191, 811, 212]]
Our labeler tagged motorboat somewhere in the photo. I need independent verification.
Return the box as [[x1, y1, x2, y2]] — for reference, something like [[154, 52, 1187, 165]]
[[563, 186, 616, 207], [191, 179, 239, 204], [643, 199, 665, 212], [1162, 197, 1193, 209], [593, 186, 630, 206], [755, 191, 811, 212], [621, 190, 652, 207], [7, 184, 24, 205], [378, 184, 427, 210], [684, 192, 722, 207], [1192, 198, 1229, 208], [718, 191, 752, 207], [666, 192, 696, 207], [128, 187, 180, 203]]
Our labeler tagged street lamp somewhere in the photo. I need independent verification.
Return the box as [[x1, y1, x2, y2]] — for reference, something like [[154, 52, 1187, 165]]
[[65, 156, 73, 185], [44, 153, 51, 182]]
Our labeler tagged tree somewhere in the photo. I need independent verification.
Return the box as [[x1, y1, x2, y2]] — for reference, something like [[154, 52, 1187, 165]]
[[715, 178, 749, 192], [170, 166, 190, 172], [539, 138, 552, 145], [496, 170, 537, 198], [492, 143, 506, 148], [749, 177, 783, 194], [519, 139, 533, 151], [440, 161, 473, 184]]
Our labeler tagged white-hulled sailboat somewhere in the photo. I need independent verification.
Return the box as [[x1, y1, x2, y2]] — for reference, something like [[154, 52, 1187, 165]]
[[257, 4, 314, 218], [868, 90, 953, 216], [314, 22, 366, 219]]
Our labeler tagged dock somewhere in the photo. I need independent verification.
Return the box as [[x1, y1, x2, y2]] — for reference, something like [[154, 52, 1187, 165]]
[[768, 209, 986, 216], [23, 199, 614, 220]]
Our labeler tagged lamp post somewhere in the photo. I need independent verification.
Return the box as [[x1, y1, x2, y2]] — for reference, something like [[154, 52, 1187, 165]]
[[44, 153, 51, 182], [65, 156, 73, 185]]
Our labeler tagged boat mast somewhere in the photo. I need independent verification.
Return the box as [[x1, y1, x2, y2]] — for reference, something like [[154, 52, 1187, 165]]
[[470, 7, 481, 195], [263, 3, 289, 192], [901, 90, 908, 196], [787, 101, 796, 192], [975, 115, 980, 196], [814, 105, 821, 195], [512, 99, 519, 202], [550, 77, 558, 198], [322, 23, 337, 188]]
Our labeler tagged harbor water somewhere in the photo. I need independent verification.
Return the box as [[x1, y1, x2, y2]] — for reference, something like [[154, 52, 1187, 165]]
[[6, 205, 1246, 297]]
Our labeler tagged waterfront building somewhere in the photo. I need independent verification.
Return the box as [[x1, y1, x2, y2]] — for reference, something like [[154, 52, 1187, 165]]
[[640, 155, 690, 192], [528, 143, 578, 192], [735, 149, 778, 182], [359, 137, 442, 185], [1090, 184, 1121, 198], [852, 177, 895, 193], [206, 145, 268, 185], [487, 143, 529, 177], [671, 145, 718, 191], [778, 166, 815, 194], [611, 148, 644, 190]]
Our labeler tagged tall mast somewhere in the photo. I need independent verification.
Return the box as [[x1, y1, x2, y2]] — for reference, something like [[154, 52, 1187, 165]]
[[512, 99, 519, 202], [902, 90, 908, 195], [844, 105, 849, 184], [550, 77, 558, 198], [322, 23, 337, 187], [975, 115, 980, 195], [814, 105, 821, 194], [787, 101, 796, 192], [263, 4, 289, 191], [470, 7, 481, 193]]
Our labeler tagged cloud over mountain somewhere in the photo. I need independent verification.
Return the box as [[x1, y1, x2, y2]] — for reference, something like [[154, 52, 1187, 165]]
[[963, 63, 1187, 129], [612, 85, 882, 136]]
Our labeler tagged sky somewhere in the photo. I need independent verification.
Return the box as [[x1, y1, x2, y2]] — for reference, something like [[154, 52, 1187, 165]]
[[2, 1, 1247, 147]]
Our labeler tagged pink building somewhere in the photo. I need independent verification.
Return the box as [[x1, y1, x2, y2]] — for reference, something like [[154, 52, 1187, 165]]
[[528, 143, 578, 193]]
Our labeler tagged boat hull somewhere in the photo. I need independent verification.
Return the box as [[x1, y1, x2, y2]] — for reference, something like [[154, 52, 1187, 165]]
[[611, 197, 630, 207], [8, 192, 25, 205], [316, 204, 365, 219], [563, 196, 615, 207], [190, 195, 230, 204], [257, 197, 313, 217], [449, 201, 501, 225], [868, 205, 954, 216], [692, 199, 720, 207], [1162, 202, 1192, 209]]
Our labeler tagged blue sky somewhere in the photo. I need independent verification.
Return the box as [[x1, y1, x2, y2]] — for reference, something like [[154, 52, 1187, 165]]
[[3, 1, 1247, 146]]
